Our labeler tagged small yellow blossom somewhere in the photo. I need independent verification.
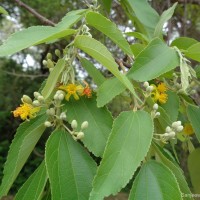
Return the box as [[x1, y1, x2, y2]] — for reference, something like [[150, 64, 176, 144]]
[[59, 84, 84, 101], [157, 82, 167, 93], [151, 82, 168, 104], [13, 103, 40, 120], [183, 123, 194, 136]]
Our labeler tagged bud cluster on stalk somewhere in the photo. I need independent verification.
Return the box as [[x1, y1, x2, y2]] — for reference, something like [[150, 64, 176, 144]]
[[70, 120, 89, 140], [151, 103, 160, 118], [160, 121, 184, 143]]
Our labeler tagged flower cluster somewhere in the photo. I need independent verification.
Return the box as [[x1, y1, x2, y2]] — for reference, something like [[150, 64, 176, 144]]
[[151, 82, 168, 104], [58, 81, 92, 101]]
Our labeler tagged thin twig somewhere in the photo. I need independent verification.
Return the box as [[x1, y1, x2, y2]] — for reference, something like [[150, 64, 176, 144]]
[[1, 69, 48, 78], [15, 0, 56, 26]]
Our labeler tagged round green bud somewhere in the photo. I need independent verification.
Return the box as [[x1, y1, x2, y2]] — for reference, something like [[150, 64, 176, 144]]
[[153, 103, 158, 110], [60, 112, 67, 120], [155, 112, 160, 117], [168, 131, 176, 138], [44, 121, 52, 127], [47, 59, 54, 68], [165, 126, 171, 133], [146, 85, 154, 92], [22, 95, 32, 104], [77, 132, 84, 139], [47, 52, 52, 60], [42, 60, 47, 66], [71, 120, 78, 129], [58, 93, 64, 101], [34, 92, 41, 98], [176, 125, 183, 132], [55, 49, 61, 57], [49, 108, 55, 116], [54, 94, 59, 100], [143, 81, 149, 88], [38, 95, 44, 102], [81, 121, 88, 130], [172, 121, 178, 128], [32, 100, 40, 107]]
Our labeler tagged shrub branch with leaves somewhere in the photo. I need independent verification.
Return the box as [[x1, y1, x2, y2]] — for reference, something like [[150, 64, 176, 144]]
[[0, 0, 200, 199]]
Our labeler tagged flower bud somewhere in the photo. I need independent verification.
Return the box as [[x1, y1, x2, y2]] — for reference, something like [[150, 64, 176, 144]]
[[42, 60, 47, 66], [77, 132, 84, 139], [60, 112, 67, 120], [155, 112, 160, 117], [143, 81, 149, 88], [165, 126, 171, 133], [44, 121, 52, 127], [54, 94, 59, 100], [58, 93, 64, 101], [38, 95, 44, 102], [47, 52, 52, 60], [47, 59, 54, 68], [55, 49, 61, 57], [32, 100, 40, 107], [146, 85, 154, 92], [71, 120, 78, 129], [81, 121, 88, 130], [168, 131, 176, 138], [172, 121, 178, 128], [22, 95, 32, 104], [176, 125, 183, 132], [153, 103, 158, 110], [34, 92, 41, 98], [49, 108, 55, 116], [82, 24, 90, 32]]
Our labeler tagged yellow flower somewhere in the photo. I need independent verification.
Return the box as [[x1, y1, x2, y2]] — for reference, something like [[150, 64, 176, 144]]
[[151, 82, 168, 104], [59, 83, 84, 101], [152, 91, 168, 104], [183, 123, 194, 136], [157, 83, 167, 93], [13, 103, 40, 120]]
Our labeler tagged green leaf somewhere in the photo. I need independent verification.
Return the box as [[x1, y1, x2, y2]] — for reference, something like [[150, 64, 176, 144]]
[[41, 59, 65, 100], [129, 160, 182, 200], [171, 37, 198, 50], [0, 114, 47, 197], [45, 129, 97, 200], [90, 111, 153, 199], [86, 12, 133, 56], [130, 43, 145, 57], [101, 0, 112, 13], [154, 3, 177, 37], [15, 161, 47, 200], [126, 32, 149, 43], [188, 148, 200, 194], [153, 143, 193, 200], [97, 77, 126, 107], [195, 65, 200, 78], [161, 91, 180, 122], [122, 0, 159, 38], [0, 6, 8, 15], [74, 35, 141, 102], [0, 11, 84, 56], [128, 38, 179, 81], [185, 43, 200, 62], [63, 96, 113, 157], [80, 58, 106, 86], [187, 104, 200, 142]]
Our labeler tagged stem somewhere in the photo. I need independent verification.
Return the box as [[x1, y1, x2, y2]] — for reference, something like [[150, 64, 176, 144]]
[[15, 0, 55, 26]]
